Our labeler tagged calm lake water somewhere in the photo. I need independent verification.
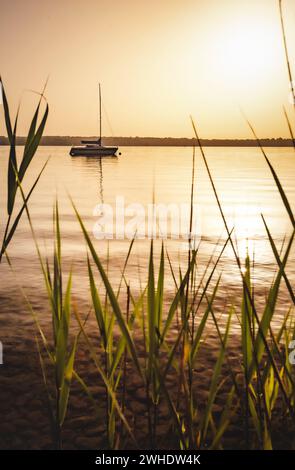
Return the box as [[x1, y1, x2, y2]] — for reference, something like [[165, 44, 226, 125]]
[[0, 146, 294, 330]]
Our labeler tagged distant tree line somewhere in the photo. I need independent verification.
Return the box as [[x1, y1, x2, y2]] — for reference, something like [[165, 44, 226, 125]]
[[0, 136, 294, 147]]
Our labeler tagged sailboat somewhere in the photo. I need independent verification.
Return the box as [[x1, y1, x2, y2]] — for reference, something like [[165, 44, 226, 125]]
[[70, 84, 118, 157]]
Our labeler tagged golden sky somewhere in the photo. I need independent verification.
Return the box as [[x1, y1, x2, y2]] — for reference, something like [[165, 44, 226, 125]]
[[1, 0, 295, 138]]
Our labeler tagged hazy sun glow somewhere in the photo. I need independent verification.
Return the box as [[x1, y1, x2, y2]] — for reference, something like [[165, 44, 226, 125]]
[[217, 16, 279, 86], [0, 0, 295, 137]]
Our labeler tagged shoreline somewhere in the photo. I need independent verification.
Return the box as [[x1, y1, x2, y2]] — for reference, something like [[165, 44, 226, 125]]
[[1, 138, 295, 148]]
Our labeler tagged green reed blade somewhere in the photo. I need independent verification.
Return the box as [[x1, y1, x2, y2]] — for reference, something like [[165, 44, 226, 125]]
[[190, 276, 221, 363], [250, 230, 294, 374], [109, 288, 145, 379], [18, 103, 49, 182], [7, 107, 19, 215], [73, 370, 103, 422], [1, 159, 49, 256], [191, 116, 295, 420], [147, 240, 156, 376], [55, 271, 72, 390], [201, 306, 232, 443], [241, 256, 253, 376], [35, 335, 57, 443], [154, 362, 187, 449], [117, 235, 136, 297], [72, 201, 143, 379], [244, 115, 295, 228], [23, 81, 49, 155], [74, 308, 138, 447], [59, 337, 77, 426], [262, 216, 295, 304], [0, 78, 13, 142], [87, 256, 107, 348], [155, 242, 164, 332], [161, 250, 197, 342], [210, 385, 236, 449]]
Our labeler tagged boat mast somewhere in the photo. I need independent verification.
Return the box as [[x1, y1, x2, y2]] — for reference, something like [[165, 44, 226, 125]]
[[99, 83, 102, 145]]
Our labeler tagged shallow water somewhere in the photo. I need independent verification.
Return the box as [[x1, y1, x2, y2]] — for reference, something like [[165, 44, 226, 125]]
[[0, 145, 294, 329]]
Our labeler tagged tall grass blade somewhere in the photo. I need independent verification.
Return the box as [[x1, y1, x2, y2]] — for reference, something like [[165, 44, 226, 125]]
[[201, 307, 232, 444], [72, 201, 143, 378], [244, 114, 295, 228], [18, 102, 49, 182]]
